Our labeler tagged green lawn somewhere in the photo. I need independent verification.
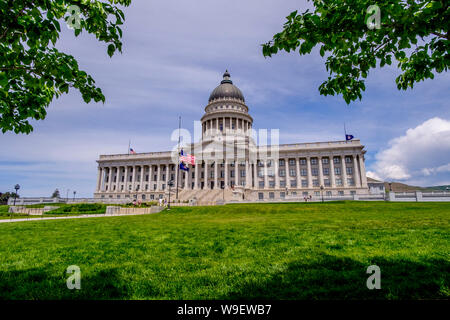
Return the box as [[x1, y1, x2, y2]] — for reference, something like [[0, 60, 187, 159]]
[[0, 201, 448, 300]]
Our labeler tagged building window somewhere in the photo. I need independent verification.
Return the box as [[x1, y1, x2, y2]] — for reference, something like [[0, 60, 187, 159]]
[[259, 181, 265, 188], [326, 191, 332, 196], [301, 180, 308, 187], [336, 179, 343, 186], [303, 192, 308, 196], [153, 184, 157, 190], [267, 160, 272, 167], [347, 178, 355, 186], [240, 170, 246, 177], [145, 184, 148, 190], [150, 194, 154, 200], [334, 157, 341, 164], [301, 169, 307, 176], [269, 192, 275, 199], [345, 156, 352, 163], [350, 191, 356, 195], [258, 161, 263, 167], [312, 168, 318, 176], [314, 191, 320, 196], [258, 170, 264, 178], [269, 181, 275, 188], [311, 158, 318, 165], [117, 195, 121, 198], [292, 192, 297, 196], [300, 158, 307, 165], [291, 180, 297, 187], [268, 169, 274, 177], [128, 185, 132, 190], [346, 167, 353, 175], [230, 171, 235, 178], [322, 158, 329, 164], [121, 185, 124, 191], [121, 176, 124, 182], [280, 192, 286, 199], [279, 159, 285, 166], [323, 168, 329, 175], [338, 191, 344, 196], [324, 179, 330, 187], [313, 179, 319, 187], [145, 175, 149, 182], [258, 192, 264, 200], [142, 195, 146, 200], [289, 169, 296, 177], [289, 159, 295, 166], [280, 180, 286, 188], [279, 169, 286, 177], [335, 167, 341, 175]]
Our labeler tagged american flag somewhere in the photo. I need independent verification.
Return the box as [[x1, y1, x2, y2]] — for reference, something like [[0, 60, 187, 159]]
[[180, 149, 195, 165], [130, 148, 136, 154]]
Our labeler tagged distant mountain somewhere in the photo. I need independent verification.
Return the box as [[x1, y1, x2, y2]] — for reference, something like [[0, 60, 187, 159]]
[[425, 185, 450, 191], [383, 182, 429, 192]]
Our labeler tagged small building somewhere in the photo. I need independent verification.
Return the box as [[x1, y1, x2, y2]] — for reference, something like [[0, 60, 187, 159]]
[[367, 177, 385, 195]]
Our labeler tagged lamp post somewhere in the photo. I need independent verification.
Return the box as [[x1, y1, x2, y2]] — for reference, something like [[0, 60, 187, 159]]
[[320, 185, 324, 203], [13, 184, 20, 205], [168, 180, 174, 210], [66, 189, 70, 202], [73, 191, 76, 202]]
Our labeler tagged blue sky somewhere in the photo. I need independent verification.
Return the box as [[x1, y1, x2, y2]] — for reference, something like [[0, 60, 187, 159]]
[[1, 0, 449, 197]]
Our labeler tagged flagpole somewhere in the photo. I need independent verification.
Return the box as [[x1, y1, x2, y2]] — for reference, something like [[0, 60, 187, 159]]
[[344, 123, 347, 143], [176, 116, 181, 200], [128, 140, 130, 155]]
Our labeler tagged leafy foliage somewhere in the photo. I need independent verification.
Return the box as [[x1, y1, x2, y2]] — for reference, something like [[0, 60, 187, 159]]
[[46, 203, 106, 214], [0, 192, 18, 204], [0, 0, 131, 133], [262, 0, 449, 103], [51, 188, 60, 198]]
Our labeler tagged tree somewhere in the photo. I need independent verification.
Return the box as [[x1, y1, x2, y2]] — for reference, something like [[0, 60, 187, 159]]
[[262, 0, 449, 104], [0, 192, 18, 204], [0, 0, 132, 134], [51, 188, 60, 198]]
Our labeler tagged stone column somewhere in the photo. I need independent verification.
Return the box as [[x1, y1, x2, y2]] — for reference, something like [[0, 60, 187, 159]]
[[140, 165, 144, 191], [116, 166, 120, 192], [245, 160, 251, 188], [275, 159, 280, 189], [306, 157, 313, 188], [235, 160, 239, 187], [330, 157, 336, 188], [108, 167, 113, 192], [214, 161, 218, 189], [359, 155, 368, 188], [353, 155, 361, 187], [204, 161, 209, 189], [123, 166, 128, 192], [253, 161, 258, 189], [224, 161, 229, 188], [194, 163, 199, 189], [264, 160, 269, 189], [131, 165, 136, 192], [96, 167, 102, 192], [342, 156, 348, 188], [318, 157, 324, 187], [296, 158, 301, 189], [156, 164, 161, 191], [184, 164, 190, 190], [165, 164, 170, 190]]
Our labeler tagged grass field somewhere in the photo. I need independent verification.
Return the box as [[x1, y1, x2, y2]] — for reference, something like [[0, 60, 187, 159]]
[[0, 201, 448, 300]]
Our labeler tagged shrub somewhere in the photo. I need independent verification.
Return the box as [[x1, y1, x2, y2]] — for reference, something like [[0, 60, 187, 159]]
[[46, 203, 106, 215]]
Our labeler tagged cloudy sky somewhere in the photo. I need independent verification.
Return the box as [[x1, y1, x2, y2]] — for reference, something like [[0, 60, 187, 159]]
[[1, 0, 449, 197]]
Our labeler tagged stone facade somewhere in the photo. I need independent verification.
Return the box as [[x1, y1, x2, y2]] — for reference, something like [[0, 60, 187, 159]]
[[94, 71, 369, 202]]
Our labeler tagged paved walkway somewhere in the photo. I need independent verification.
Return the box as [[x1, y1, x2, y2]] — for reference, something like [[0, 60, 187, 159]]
[[0, 211, 164, 224]]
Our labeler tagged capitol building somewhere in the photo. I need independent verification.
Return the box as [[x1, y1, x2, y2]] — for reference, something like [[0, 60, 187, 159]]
[[95, 71, 369, 202]]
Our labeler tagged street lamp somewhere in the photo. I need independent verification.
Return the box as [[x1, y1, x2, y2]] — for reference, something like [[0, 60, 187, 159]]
[[320, 185, 324, 203], [66, 189, 70, 202], [13, 184, 20, 205], [168, 180, 174, 210], [73, 190, 76, 201]]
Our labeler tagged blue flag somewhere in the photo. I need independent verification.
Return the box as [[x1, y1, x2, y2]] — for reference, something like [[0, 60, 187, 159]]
[[180, 162, 189, 171], [346, 134, 354, 141]]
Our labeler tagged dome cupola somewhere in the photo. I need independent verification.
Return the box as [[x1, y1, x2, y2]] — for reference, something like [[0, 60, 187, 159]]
[[208, 70, 245, 103]]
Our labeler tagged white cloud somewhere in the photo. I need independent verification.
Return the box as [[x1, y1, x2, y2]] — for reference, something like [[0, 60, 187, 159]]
[[368, 117, 450, 186]]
